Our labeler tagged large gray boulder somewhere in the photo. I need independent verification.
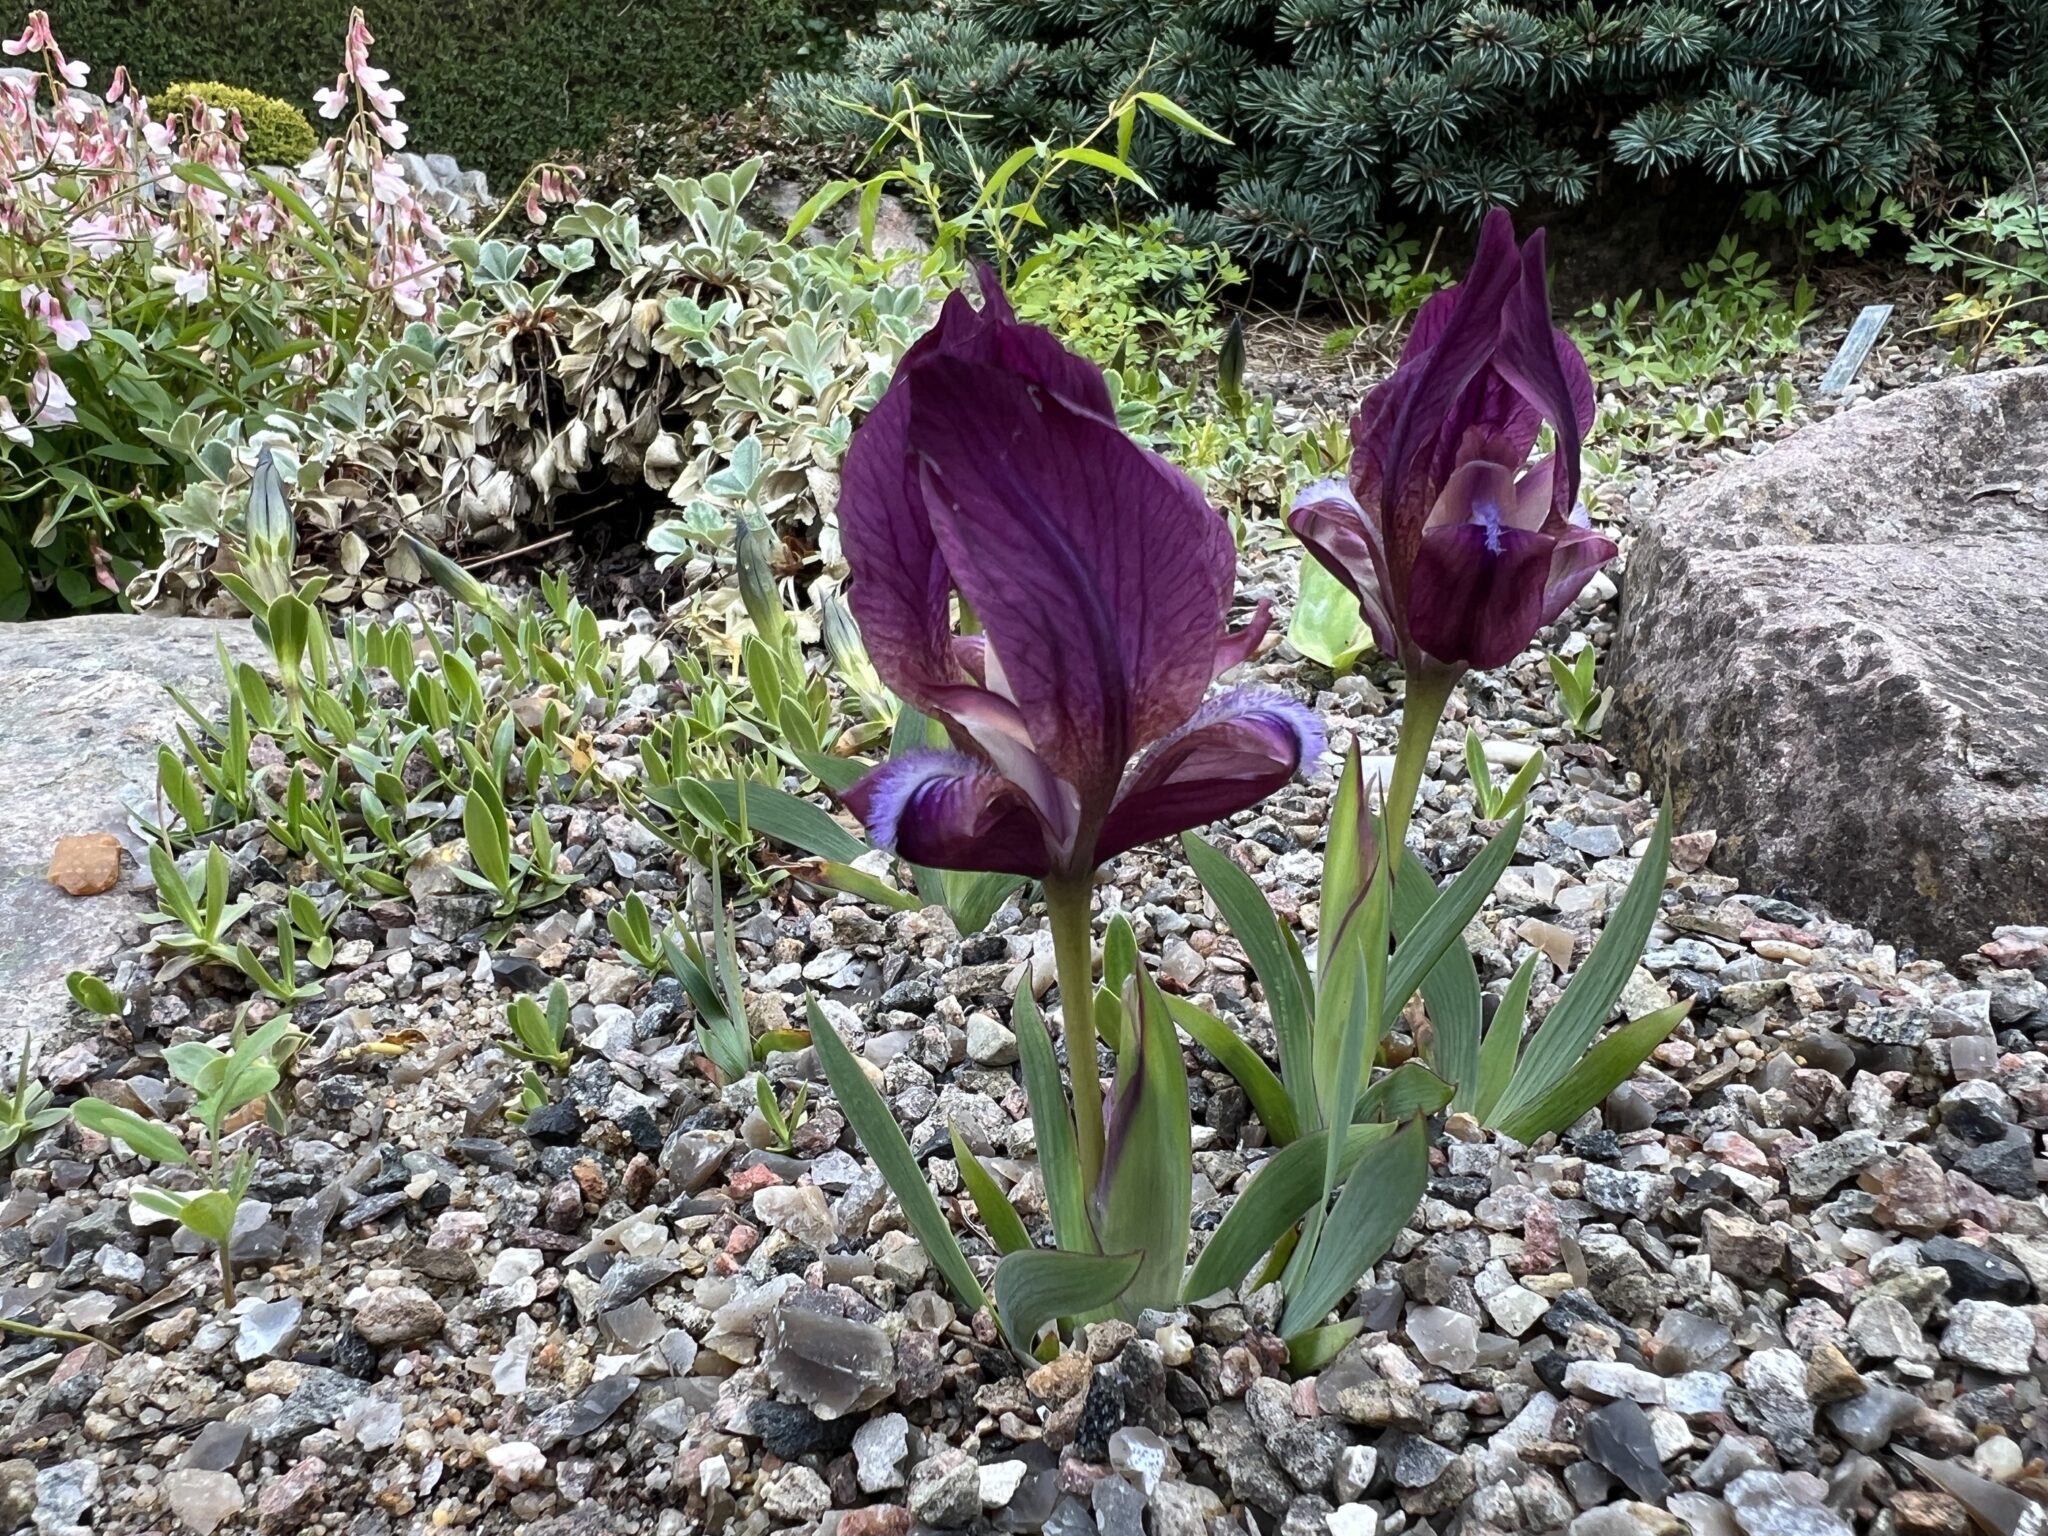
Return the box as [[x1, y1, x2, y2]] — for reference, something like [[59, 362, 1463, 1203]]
[[1610, 366, 2048, 959], [0, 615, 260, 1055]]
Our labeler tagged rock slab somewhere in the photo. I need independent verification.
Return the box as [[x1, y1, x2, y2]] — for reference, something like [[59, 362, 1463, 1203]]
[[1610, 367, 2048, 957], [0, 615, 260, 1053]]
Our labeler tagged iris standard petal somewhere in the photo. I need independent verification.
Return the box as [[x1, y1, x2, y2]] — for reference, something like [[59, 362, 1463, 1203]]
[[839, 288, 1007, 709], [1406, 521, 1556, 672], [1370, 209, 1523, 533], [1287, 479, 1398, 657], [904, 352, 1235, 797], [1489, 228, 1597, 519], [842, 750, 1055, 878], [1094, 689, 1325, 863]]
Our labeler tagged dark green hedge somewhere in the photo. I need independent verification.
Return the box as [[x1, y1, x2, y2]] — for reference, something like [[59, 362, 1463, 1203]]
[[46, 0, 867, 188]]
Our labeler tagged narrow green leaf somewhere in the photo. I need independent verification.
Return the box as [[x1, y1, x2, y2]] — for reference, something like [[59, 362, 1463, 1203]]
[[1494, 1000, 1690, 1143], [1473, 953, 1538, 1123], [783, 178, 856, 242], [952, 1125, 1032, 1256], [1281, 1116, 1429, 1336], [1396, 847, 1481, 1106], [941, 870, 1028, 935], [1182, 830, 1313, 1119], [1181, 1121, 1395, 1301], [1052, 144, 1155, 194], [1163, 994, 1300, 1145], [1380, 806, 1526, 1036], [704, 778, 867, 864], [71, 1100, 190, 1165], [1463, 729, 1492, 811], [1300, 840, 1390, 1287], [1286, 1318, 1364, 1373], [789, 859, 922, 912], [1351, 1060, 1455, 1123], [1134, 90, 1233, 142], [857, 176, 884, 250], [147, 843, 200, 930], [994, 1247, 1144, 1351], [129, 1186, 190, 1223], [172, 160, 233, 194], [807, 997, 988, 1312], [463, 775, 513, 896], [1093, 967, 1191, 1314], [1496, 749, 1547, 818], [1100, 914, 1140, 1002], [794, 749, 871, 797], [1013, 985, 1094, 1254], [1491, 804, 1672, 1126]]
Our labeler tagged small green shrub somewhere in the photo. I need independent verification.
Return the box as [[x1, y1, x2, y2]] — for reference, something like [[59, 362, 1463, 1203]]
[[779, 0, 2048, 272], [1009, 220, 1245, 371], [1909, 186, 2048, 365], [161, 81, 319, 166]]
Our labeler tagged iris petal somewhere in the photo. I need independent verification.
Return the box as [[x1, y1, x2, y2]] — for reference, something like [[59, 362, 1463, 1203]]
[[1212, 597, 1274, 677], [1537, 525, 1620, 627], [842, 750, 1054, 878], [839, 289, 1002, 711], [1095, 689, 1325, 863], [1288, 479, 1398, 658], [904, 352, 1234, 798], [1406, 521, 1556, 672]]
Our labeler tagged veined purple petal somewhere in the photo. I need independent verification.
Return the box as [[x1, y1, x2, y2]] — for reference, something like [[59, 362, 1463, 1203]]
[[1537, 523, 1619, 626], [1288, 479, 1398, 657], [1406, 521, 1555, 672], [842, 750, 1055, 878], [1490, 229, 1596, 520], [1369, 210, 1523, 542], [840, 288, 1010, 710], [1212, 596, 1274, 677], [1095, 689, 1324, 862], [1422, 460, 1545, 537], [923, 681, 1082, 854], [904, 352, 1235, 802]]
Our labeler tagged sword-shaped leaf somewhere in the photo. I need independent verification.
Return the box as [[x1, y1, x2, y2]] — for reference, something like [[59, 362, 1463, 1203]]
[[1490, 803, 1671, 1128], [1163, 993, 1300, 1146], [1182, 829, 1313, 1120], [1396, 846, 1481, 1104], [994, 1247, 1144, 1353], [1094, 966, 1192, 1315], [1492, 1000, 1691, 1144], [1281, 1116, 1429, 1336], [1181, 1120, 1397, 1301], [952, 1125, 1032, 1256], [703, 778, 868, 864], [1014, 984, 1094, 1254], [808, 996, 987, 1312], [1473, 952, 1538, 1124]]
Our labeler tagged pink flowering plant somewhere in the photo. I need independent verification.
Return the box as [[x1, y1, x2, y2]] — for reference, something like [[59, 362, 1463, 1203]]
[[0, 9, 576, 618]]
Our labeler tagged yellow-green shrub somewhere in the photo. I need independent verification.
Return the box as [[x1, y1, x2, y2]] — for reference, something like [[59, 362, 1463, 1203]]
[[161, 81, 319, 167]]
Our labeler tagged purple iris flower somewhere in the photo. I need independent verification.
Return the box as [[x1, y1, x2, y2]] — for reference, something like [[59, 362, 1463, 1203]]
[[838, 273, 1323, 881], [1288, 209, 1616, 676]]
